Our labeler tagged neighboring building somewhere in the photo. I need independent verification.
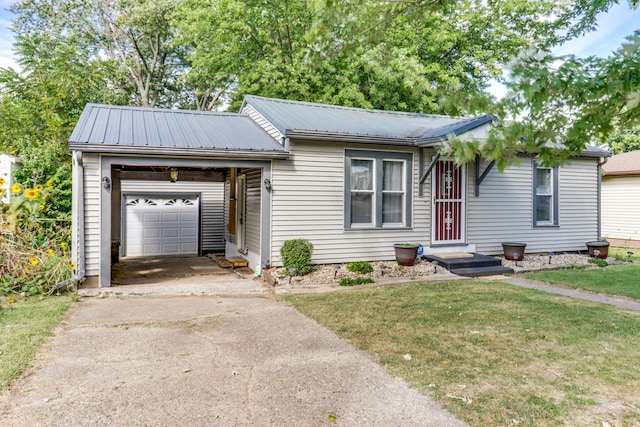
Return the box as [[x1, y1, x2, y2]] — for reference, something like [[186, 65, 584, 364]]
[[0, 153, 21, 205], [602, 150, 640, 244], [69, 96, 610, 287]]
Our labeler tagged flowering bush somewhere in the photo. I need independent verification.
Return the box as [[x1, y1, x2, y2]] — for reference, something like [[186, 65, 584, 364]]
[[1, 181, 74, 295]]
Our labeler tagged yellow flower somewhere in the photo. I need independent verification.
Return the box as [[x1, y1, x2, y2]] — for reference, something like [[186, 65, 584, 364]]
[[25, 189, 39, 200], [7, 297, 15, 303], [60, 242, 68, 251], [11, 184, 22, 194], [47, 249, 55, 256], [46, 179, 54, 188], [29, 257, 39, 265], [19, 274, 26, 279], [0, 177, 5, 186], [69, 263, 76, 270], [35, 185, 44, 191]]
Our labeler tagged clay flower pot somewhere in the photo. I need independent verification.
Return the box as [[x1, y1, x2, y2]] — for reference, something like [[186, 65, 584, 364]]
[[502, 242, 526, 261], [394, 243, 419, 266], [586, 241, 609, 259]]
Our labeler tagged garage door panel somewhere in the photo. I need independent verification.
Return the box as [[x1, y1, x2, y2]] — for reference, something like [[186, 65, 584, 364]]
[[163, 228, 179, 238], [180, 212, 197, 221], [143, 212, 161, 223], [162, 212, 180, 221], [125, 195, 199, 257]]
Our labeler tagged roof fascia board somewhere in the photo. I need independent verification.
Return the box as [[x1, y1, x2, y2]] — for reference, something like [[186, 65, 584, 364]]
[[447, 115, 496, 137], [285, 129, 441, 147], [68, 144, 290, 159]]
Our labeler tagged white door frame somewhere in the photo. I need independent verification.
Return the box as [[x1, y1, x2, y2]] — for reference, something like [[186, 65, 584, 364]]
[[431, 158, 467, 245], [236, 174, 246, 253]]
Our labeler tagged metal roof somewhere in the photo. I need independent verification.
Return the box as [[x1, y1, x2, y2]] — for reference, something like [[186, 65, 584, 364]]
[[242, 95, 494, 145], [69, 104, 288, 158]]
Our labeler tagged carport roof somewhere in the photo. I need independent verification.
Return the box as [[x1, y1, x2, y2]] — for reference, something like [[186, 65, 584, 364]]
[[242, 95, 495, 145], [69, 104, 288, 158]]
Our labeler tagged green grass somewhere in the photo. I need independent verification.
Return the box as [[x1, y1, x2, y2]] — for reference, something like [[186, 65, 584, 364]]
[[525, 264, 640, 300], [0, 295, 74, 392], [608, 246, 640, 262], [286, 281, 640, 426]]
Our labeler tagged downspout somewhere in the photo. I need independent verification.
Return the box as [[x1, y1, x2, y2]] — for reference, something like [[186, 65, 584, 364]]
[[56, 150, 86, 290], [597, 156, 608, 240]]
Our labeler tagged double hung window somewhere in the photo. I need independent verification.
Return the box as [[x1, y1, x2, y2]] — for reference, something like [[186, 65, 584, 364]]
[[346, 150, 412, 228]]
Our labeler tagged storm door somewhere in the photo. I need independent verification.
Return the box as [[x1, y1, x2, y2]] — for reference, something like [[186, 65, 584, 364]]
[[431, 159, 466, 244]]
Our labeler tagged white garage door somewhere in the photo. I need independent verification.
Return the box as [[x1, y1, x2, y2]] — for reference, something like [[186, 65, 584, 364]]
[[124, 195, 199, 256]]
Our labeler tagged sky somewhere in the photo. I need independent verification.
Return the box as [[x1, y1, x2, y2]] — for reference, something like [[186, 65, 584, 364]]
[[0, 1, 638, 77]]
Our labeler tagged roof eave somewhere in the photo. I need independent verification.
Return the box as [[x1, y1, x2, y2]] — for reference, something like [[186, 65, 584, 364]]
[[68, 144, 290, 159], [603, 171, 640, 176], [285, 129, 441, 147]]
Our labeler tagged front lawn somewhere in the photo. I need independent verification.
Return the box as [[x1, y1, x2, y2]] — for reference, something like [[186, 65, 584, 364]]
[[286, 281, 640, 426], [525, 264, 640, 300], [0, 295, 74, 392]]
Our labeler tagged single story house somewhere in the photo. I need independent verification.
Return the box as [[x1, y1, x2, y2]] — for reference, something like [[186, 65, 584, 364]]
[[602, 150, 640, 244], [69, 95, 610, 287], [0, 153, 21, 205]]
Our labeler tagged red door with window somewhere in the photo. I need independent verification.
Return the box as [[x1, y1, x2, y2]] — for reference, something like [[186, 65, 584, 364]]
[[432, 159, 465, 244]]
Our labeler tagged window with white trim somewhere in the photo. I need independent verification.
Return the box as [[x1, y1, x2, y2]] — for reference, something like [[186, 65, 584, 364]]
[[533, 162, 558, 226], [345, 150, 412, 229]]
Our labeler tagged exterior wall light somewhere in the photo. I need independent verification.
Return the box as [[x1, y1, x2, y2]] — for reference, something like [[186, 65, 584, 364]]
[[264, 178, 272, 190], [102, 177, 111, 189]]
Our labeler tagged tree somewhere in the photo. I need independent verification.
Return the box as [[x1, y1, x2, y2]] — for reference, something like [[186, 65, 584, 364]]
[[606, 126, 640, 154], [9, 0, 187, 108], [176, 0, 627, 116]]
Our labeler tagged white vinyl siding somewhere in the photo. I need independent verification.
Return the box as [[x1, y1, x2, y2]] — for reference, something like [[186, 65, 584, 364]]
[[244, 168, 262, 254], [82, 153, 102, 277], [602, 176, 640, 241], [270, 140, 427, 265], [121, 180, 225, 252], [242, 105, 283, 142], [467, 157, 600, 254]]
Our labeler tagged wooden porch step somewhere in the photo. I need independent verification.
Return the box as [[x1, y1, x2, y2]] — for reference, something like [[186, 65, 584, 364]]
[[226, 257, 249, 268], [211, 255, 248, 269]]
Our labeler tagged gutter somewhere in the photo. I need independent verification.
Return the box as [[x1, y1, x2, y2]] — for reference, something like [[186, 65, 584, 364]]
[[596, 156, 608, 241], [285, 129, 441, 146], [67, 144, 290, 159], [57, 150, 86, 290]]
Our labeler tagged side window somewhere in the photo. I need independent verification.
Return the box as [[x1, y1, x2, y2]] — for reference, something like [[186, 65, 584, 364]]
[[345, 150, 412, 229], [533, 162, 558, 226]]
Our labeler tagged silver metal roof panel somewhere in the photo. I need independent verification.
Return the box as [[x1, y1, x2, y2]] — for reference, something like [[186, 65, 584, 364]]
[[69, 104, 287, 157], [242, 95, 491, 143]]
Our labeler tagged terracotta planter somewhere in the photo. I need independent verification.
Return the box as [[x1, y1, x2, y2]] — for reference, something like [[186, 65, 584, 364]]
[[502, 242, 526, 261], [586, 241, 609, 259], [394, 244, 419, 266]]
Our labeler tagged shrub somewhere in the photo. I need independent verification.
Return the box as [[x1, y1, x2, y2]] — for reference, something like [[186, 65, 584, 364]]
[[346, 261, 373, 274], [588, 258, 608, 268], [1, 181, 74, 295], [339, 277, 375, 287], [280, 239, 314, 276]]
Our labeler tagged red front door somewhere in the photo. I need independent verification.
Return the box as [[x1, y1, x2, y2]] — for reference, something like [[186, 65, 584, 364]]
[[432, 159, 466, 244]]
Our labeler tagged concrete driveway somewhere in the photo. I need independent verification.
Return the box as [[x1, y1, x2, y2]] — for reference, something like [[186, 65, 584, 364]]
[[0, 295, 467, 427]]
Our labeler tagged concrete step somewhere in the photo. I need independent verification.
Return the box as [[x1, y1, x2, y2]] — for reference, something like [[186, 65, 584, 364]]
[[423, 253, 502, 270], [450, 265, 514, 277]]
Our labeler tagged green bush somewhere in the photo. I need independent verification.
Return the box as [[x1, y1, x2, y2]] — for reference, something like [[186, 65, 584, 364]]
[[346, 261, 373, 274], [588, 258, 608, 268], [339, 277, 375, 286], [280, 239, 314, 276], [1, 181, 74, 295]]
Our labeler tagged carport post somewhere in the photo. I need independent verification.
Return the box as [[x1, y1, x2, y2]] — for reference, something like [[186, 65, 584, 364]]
[[99, 157, 113, 287]]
